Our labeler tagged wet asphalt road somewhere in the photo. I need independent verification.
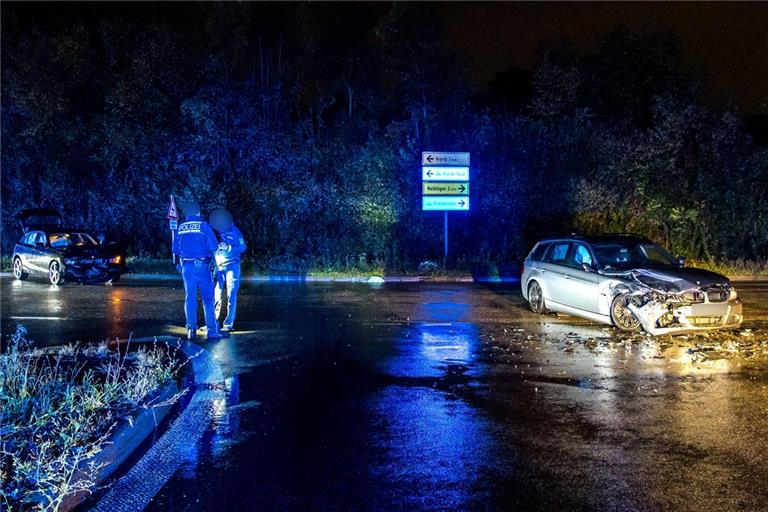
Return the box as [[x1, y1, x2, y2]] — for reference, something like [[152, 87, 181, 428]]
[[2, 276, 768, 512]]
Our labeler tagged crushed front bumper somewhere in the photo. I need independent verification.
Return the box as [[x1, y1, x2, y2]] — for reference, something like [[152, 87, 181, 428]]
[[628, 298, 743, 336], [63, 264, 122, 283]]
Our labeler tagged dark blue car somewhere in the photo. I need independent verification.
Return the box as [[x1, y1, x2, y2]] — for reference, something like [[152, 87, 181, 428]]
[[11, 209, 126, 285]]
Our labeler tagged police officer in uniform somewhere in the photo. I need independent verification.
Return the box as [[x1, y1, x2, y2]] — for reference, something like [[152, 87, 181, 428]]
[[172, 200, 229, 341], [209, 208, 247, 332]]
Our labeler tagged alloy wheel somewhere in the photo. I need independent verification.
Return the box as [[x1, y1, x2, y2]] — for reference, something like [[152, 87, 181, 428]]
[[611, 294, 641, 331], [13, 258, 24, 279], [49, 261, 62, 286], [528, 281, 545, 314]]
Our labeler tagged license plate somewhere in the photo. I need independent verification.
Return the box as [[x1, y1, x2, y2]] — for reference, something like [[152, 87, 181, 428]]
[[690, 303, 728, 317]]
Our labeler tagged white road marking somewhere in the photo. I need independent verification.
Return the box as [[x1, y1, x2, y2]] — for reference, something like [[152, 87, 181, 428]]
[[8, 316, 68, 321]]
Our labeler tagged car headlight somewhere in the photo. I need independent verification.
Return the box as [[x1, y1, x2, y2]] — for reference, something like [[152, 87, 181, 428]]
[[110, 256, 122, 264], [729, 288, 738, 300], [64, 258, 78, 266]]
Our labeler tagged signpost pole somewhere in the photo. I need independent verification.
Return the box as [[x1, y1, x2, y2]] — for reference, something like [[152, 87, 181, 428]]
[[421, 151, 469, 266], [167, 195, 179, 264], [444, 211, 448, 262]]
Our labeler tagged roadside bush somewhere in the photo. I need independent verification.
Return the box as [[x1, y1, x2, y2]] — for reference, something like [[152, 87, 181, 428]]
[[417, 260, 439, 275], [688, 258, 768, 278], [2, 4, 766, 270]]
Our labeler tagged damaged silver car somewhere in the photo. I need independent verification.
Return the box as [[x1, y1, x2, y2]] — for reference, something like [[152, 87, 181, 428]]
[[521, 235, 743, 335]]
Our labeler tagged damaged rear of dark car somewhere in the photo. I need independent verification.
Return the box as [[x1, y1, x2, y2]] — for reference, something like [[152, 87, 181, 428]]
[[12, 208, 127, 285]]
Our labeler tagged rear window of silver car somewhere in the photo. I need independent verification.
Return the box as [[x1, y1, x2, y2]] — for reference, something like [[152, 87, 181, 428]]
[[529, 242, 549, 261], [544, 242, 571, 264]]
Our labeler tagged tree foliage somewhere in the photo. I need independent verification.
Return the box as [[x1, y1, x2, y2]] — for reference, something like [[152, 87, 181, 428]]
[[2, 4, 766, 270]]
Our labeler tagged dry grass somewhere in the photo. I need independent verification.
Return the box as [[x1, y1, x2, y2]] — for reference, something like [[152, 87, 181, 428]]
[[0, 327, 188, 511]]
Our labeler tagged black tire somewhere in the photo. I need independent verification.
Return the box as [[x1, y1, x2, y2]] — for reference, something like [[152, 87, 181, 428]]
[[48, 260, 63, 286], [610, 294, 641, 332], [13, 257, 29, 280], [527, 280, 547, 314]]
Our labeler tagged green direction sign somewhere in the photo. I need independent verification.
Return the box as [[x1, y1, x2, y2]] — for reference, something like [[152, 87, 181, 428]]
[[422, 182, 469, 195]]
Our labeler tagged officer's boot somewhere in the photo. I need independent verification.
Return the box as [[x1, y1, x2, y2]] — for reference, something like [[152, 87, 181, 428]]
[[207, 330, 230, 341]]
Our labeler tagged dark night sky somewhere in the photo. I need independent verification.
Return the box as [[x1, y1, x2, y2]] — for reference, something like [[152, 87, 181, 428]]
[[4, 2, 767, 114], [439, 2, 768, 114]]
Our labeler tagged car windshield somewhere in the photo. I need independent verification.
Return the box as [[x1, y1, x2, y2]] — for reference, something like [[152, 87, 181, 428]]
[[49, 232, 98, 248], [592, 242, 677, 270]]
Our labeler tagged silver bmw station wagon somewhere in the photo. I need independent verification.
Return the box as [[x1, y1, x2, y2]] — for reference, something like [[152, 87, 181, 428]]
[[521, 235, 743, 335]]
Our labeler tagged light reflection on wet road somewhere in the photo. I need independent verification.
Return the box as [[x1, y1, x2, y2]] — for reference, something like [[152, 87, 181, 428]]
[[2, 277, 768, 511]]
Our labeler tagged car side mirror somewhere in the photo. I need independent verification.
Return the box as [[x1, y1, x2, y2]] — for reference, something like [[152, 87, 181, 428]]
[[581, 262, 593, 272], [677, 256, 686, 267], [35, 242, 46, 249]]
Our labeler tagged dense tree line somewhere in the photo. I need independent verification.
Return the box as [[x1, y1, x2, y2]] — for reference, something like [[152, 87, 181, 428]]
[[2, 3, 766, 272]]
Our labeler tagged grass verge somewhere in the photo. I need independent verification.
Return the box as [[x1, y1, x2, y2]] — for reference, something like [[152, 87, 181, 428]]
[[0, 327, 187, 511], [124, 256, 768, 279], [4, 255, 767, 279]]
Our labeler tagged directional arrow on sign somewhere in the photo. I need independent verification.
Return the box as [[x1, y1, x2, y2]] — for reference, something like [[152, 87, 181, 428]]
[[422, 166, 469, 181]]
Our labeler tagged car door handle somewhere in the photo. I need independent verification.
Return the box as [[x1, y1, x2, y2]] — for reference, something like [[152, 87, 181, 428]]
[[564, 274, 570, 279]]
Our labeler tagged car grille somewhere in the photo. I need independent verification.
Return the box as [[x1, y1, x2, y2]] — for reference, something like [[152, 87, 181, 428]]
[[689, 316, 723, 327], [682, 290, 705, 304], [706, 289, 728, 302]]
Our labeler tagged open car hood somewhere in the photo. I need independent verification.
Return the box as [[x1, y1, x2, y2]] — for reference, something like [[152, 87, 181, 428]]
[[18, 208, 62, 233]]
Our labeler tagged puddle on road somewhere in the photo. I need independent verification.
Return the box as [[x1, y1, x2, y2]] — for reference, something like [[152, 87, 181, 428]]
[[5, 279, 768, 511]]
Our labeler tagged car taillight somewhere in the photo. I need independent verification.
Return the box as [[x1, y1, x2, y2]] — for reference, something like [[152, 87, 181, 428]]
[[110, 256, 122, 264], [520, 263, 525, 276]]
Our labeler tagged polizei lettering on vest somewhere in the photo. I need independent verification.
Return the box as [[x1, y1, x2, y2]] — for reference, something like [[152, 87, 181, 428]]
[[178, 222, 203, 234]]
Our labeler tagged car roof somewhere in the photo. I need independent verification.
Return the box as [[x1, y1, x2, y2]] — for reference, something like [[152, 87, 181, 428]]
[[538, 234, 653, 245]]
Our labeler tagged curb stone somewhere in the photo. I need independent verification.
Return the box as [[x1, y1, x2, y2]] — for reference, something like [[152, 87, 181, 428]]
[[59, 379, 178, 511], [91, 337, 225, 512]]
